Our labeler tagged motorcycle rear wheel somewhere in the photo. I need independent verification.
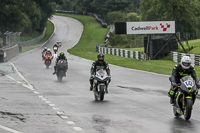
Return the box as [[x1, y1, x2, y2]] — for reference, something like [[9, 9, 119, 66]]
[[57, 70, 64, 82]]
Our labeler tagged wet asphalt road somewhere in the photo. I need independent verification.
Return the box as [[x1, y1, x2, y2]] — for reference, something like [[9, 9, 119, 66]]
[[2, 15, 200, 133]]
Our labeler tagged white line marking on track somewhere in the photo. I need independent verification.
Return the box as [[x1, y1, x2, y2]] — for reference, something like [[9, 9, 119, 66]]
[[41, 98, 47, 101], [60, 115, 69, 119], [45, 101, 51, 104], [0, 125, 23, 133], [73, 127, 83, 131], [67, 121, 75, 125], [49, 104, 55, 106], [33, 91, 39, 94], [57, 111, 65, 115], [53, 107, 60, 110]]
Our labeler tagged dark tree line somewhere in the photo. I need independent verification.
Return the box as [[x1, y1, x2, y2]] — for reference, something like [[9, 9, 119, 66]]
[[0, 0, 62, 34], [1, 0, 199, 44], [58, 0, 200, 39]]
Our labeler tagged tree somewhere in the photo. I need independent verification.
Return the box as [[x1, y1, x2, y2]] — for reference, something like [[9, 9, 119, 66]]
[[0, 0, 32, 33], [140, 0, 200, 34]]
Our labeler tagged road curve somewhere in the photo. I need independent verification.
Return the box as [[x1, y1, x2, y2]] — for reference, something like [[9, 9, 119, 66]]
[[9, 15, 200, 133]]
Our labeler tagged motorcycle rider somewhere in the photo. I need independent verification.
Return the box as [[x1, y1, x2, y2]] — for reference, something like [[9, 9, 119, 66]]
[[53, 52, 68, 76], [53, 43, 59, 50], [41, 47, 47, 60], [89, 53, 111, 93], [44, 48, 53, 57], [168, 56, 200, 105], [42, 47, 47, 54]]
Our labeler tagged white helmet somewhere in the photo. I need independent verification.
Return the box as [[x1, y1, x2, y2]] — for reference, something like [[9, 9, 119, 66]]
[[180, 56, 191, 69], [47, 48, 50, 52]]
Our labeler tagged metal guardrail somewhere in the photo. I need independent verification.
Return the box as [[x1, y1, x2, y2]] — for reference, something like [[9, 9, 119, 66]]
[[3, 32, 21, 47], [56, 10, 107, 28], [19, 28, 46, 46], [171, 51, 200, 66], [96, 45, 146, 61]]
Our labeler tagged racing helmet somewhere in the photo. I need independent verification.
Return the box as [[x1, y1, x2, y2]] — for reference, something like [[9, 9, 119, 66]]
[[44, 47, 47, 50], [47, 48, 51, 52], [60, 51, 65, 57], [97, 53, 104, 62], [180, 56, 191, 69]]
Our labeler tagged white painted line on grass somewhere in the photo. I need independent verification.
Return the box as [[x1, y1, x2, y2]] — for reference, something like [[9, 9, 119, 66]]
[[73, 127, 83, 131], [0, 125, 23, 133], [67, 121, 75, 125]]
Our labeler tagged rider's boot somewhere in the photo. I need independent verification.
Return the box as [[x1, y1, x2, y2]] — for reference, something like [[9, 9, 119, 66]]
[[168, 90, 175, 105], [105, 87, 108, 94], [53, 66, 56, 75], [90, 86, 93, 91]]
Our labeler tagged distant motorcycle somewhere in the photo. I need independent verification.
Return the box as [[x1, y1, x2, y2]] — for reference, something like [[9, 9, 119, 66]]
[[44, 55, 53, 68], [56, 59, 68, 82], [53, 46, 58, 54], [172, 76, 198, 120], [41, 51, 46, 60], [93, 69, 110, 101], [57, 42, 62, 47]]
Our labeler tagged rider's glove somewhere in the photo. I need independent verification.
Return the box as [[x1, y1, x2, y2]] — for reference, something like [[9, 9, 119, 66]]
[[91, 75, 95, 78], [108, 76, 111, 82], [172, 82, 177, 87], [196, 82, 200, 89]]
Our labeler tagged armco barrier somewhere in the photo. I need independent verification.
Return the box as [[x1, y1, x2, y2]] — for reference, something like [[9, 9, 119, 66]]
[[171, 51, 199, 66], [56, 10, 107, 28], [20, 28, 46, 46], [0, 44, 20, 62], [96, 45, 146, 61]]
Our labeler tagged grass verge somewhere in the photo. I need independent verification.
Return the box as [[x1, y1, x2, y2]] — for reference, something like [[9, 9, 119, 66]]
[[55, 13, 200, 77], [22, 20, 54, 52]]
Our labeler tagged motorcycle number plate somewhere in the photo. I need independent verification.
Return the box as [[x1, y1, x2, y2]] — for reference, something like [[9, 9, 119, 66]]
[[184, 80, 193, 87]]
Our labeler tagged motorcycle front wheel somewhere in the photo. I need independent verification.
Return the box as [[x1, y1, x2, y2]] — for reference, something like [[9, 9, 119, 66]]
[[184, 98, 193, 120], [99, 85, 105, 101]]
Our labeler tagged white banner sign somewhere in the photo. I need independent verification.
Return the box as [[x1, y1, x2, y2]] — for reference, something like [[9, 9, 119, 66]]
[[127, 21, 175, 34]]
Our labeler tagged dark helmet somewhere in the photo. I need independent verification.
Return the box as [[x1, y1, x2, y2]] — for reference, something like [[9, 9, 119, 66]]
[[97, 53, 104, 62], [60, 51, 65, 57]]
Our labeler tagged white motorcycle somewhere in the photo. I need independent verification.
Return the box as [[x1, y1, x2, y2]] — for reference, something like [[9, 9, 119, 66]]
[[93, 69, 110, 101]]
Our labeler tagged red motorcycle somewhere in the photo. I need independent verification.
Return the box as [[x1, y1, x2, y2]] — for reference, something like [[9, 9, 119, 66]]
[[44, 54, 53, 68]]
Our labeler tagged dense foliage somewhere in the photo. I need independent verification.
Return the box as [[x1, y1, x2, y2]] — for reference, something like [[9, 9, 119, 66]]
[[1, 0, 200, 47], [58, 0, 200, 46], [0, 0, 62, 34]]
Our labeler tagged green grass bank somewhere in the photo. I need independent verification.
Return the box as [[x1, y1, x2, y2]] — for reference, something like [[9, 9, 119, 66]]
[[55, 13, 200, 77], [22, 20, 54, 52]]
